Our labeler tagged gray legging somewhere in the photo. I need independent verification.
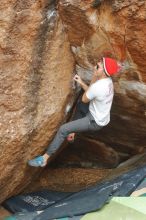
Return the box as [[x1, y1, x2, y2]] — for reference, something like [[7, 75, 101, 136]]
[[46, 97, 103, 156]]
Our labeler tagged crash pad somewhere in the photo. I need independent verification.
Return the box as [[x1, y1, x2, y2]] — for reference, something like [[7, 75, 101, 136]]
[[3, 165, 146, 220]]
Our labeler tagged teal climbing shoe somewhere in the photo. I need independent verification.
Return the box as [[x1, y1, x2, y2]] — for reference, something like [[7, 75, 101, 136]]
[[28, 156, 46, 167]]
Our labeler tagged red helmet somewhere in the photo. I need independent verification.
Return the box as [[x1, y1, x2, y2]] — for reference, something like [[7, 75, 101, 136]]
[[103, 57, 121, 76]]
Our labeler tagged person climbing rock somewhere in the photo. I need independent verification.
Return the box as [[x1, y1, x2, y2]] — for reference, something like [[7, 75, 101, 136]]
[[28, 57, 121, 167]]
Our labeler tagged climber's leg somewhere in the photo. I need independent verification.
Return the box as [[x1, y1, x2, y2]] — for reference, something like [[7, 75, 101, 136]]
[[28, 112, 102, 167]]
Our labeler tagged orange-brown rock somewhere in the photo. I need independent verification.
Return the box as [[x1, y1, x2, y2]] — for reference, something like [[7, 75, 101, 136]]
[[0, 206, 11, 220], [0, 0, 75, 203], [58, 0, 146, 152], [24, 153, 146, 194], [24, 167, 111, 193]]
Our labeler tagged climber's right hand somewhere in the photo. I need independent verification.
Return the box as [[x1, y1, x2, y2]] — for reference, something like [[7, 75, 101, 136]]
[[73, 74, 83, 85]]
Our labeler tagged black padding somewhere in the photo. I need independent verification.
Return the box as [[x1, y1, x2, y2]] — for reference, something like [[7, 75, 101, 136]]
[[3, 190, 72, 213], [3, 165, 146, 220]]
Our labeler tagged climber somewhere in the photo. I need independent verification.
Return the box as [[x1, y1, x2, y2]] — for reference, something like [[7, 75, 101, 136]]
[[28, 57, 121, 167]]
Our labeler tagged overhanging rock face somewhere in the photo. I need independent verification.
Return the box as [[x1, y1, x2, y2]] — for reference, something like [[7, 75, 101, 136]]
[[58, 0, 146, 152], [0, 0, 75, 203], [0, 0, 146, 203]]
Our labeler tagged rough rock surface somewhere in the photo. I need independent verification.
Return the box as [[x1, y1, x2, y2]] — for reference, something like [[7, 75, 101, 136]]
[[0, 0, 146, 203], [50, 136, 121, 168], [24, 153, 146, 193], [0, 0, 75, 203], [0, 206, 11, 219], [58, 0, 146, 151], [25, 167, 111, 193]]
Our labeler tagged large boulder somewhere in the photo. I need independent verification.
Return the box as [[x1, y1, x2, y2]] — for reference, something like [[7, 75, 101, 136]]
[[0, 0, 75, 203]]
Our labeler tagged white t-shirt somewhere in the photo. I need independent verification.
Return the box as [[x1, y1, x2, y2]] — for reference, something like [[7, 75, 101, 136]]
[[86, 77, 114, 126]]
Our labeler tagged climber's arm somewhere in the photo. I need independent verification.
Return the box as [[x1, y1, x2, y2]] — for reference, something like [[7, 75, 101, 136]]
[[82, 92, 90, 103]]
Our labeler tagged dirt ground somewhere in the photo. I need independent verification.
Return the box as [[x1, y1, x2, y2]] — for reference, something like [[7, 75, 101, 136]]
[[25, 167, 112, 193]]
